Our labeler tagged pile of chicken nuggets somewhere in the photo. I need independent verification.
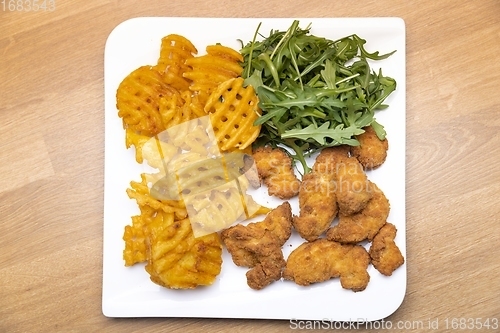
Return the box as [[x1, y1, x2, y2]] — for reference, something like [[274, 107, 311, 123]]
[[222, 125, 404, 291]]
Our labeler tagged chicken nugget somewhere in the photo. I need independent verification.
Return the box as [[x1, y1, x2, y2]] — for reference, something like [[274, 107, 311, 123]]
[[292, 170, 337, 241], [221, 202, 293, 290], [245, 249, 286, 290], [252, 146, 301, 199], [312, 146, 372, 215], [335, 154, 372, 215], [326, 181, 389, 244], [350, 125, 389, 170], [283, 239, 370, 292], [312, 145, 350, 174], [369, 222, 404, 276]]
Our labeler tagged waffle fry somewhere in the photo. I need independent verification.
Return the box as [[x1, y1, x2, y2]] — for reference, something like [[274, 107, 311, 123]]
[[182, 90, 207, 119], [123, 215, 149, 266], [158, 93, 192, 130], [186, 186, 247, 237], [117, 65, 180, 136], [124, 128, 150, 164], [141, 138, 179, 169], [204, 77, 261, 151], [157, 116, 218, 157], [145, 212, 223, 289], [126, 174, 188, 219], [184, 45, 244, 105], [155, 34, 197, 91], [122, 92, 206, 162], [123, 175, 185, 266]]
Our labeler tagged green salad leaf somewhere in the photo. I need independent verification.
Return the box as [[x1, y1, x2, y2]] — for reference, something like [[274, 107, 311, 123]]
[[238, 20, 397, 173]]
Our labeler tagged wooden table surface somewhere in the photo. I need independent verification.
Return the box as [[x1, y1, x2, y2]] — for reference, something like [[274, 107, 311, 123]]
[[1, 1, 499, 332]]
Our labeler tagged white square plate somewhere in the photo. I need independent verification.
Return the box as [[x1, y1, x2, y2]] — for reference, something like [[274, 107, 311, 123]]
[[103, 17, 406, 321]]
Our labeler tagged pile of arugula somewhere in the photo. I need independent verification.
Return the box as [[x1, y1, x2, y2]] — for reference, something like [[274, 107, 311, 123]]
[[239, 20, 397, 173]]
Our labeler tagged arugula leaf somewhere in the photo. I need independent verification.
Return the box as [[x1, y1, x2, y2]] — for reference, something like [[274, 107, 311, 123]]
[[240, 20, 397, 173], [282, 121, 365, 146]]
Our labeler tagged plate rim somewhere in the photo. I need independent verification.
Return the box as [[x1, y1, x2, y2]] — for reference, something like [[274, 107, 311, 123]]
[[102, 16, 407, 321]]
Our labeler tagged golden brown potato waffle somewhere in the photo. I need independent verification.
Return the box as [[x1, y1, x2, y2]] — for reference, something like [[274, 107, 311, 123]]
[[158, 90, 207, 131], [204, 77, 261, 151], [123, 175, 187, 267], [145, 211, 223, 289], [184, 44, 244, 106], [124, 128, 151, 164], [116, 65, 181, 136], [155, 34, 198, 91], [118, 76, 208, 163], [122, 214, 149, 267]]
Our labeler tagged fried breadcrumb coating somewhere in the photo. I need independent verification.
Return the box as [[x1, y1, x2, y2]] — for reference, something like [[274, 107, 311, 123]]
[[313, 146, 372, 216], [326, 181, 389, 244], [283, 239, 371, 292], [252, 146, 301, 199], [369, 222, 404, 276], [334, 153, 373, 216], [221, 202, 293, 290], [350, 125, 389, 170], [292, 159, 337, 241]]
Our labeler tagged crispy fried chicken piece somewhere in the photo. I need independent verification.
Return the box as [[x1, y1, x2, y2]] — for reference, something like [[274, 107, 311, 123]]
[[334, 152, 373, 215], [245, 250, 286, 290], [369, 222, 404, 276], [292, 157, 338, 241], [283, 239, 371, 292], [252, 146, 301, 199], [350, 125, 389, 170], [313, 146, 372, 216], [312, 145, 351, 174], [326, 181, 389, 244], [220, 202, 293, 290]]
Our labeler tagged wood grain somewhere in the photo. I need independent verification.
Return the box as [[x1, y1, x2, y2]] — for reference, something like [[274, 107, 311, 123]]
[[1, 1, 499, 332]]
